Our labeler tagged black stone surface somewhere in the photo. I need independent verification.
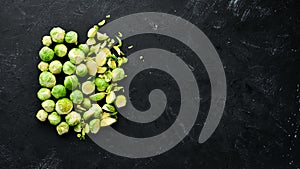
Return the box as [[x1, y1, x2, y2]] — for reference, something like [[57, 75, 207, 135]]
[[0, 0, 299, 168]]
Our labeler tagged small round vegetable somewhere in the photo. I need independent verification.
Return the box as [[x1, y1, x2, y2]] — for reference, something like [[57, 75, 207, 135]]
[[82, 81, 95, 95], [64, 75, 78, 90], [49, 60, 62, 74], [37, 88, 51, 101], [89, 119, 100, 134], [78, 44, 89, 54], [39, 71, 56, 88], [115, 95, 126, 108], [95, 78, 109, 91], [38, 61, 49, 71], [68, 48, 85, 64], [82, 98, 92, 109], [106, 91, 116, 104], [65, 31, 78, 44], [87, 25, 98, 38], [89, 92, 105, 101], [36, 109, 48, 122], [112, 68, 125, 82], [65, 111, 81, 126], [86, 60, 97, 76], [39, 46, 54, 62], [42, 36, 52, 46], [51, 85, 66, 99], [50, 27, 65, 43], [75, 64, 88, 77], [70, 90, 84, 104], [56, 122, 69, 135], [63, 61, 76, 75], [41, 99, 55, 112], [48, 112, 61, 125], [54, 44, 68, 57], [55, 98, 73, 115]]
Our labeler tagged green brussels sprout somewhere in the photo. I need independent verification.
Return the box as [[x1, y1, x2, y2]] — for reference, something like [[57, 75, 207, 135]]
[[87, 25, 99, 38], [54, 44, 68, 57], [104, 71, 113, 82], [63, 61, 76, 75], [75, 64, 88, 77], [100, 117, 117, 127], [74, 123, 82, 132], [56, 122, 69, 135], [51, 85, 66, 99], [106, 91, 116, 104], [37, 88, 51, 101], [112, 68, 125, 82], [48, 112, 61, 125], [49, 60, 62, 74], [70, 90, 83, 104], [65, 31, 78, 44], [89, 119, 100, 134], [78, 44, 89, 54], [42, 36, 52, 46], [82, 81, 95, 95], [36, 109, 48, 122], [68, 48, 85, 64], [89, 92, 105, 101], [115, 95, 127, 108], [55, 98, 73, 115], [86, 60, 97, 76], [95, 51, 107, 66], [102, 104, 115, 112], [38, 61, 49, 71], [39, 71, 56, 88], [95, 78, 109, 91], [41, 99, 55, 112], [64, 75, 78, 90], [65, 111, 81, 126], [39, 46, 54, 62], [82, 98, 92, 109], [83, 104, 102, 120], [50, 27, 65, 43]]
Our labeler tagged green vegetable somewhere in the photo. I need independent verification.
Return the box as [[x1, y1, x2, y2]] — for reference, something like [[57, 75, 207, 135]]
[[56, 122, 69, 135], [78, 44, 89, 54], [82, 81, 95, 95], [63, 61, 76, 75], [89, 92, 105, 101], [83, 104, 102, 120], [76, 64, 88, 77], [49, 60, 62, 74], [36, 109, 48, 122], [39, 71, 56, 88], [74, 124, 82, 132], [65, 111, 81, 126], [39, 46, 54, 62], [41, 99, 55, 112], [55, 98, 73, 115], [102, 104, 115, 112], [70, 90, 84, 104], [37, 88, 51, 101], [87, 25, 98, 38], [101, 117, 116, 127], [54, 44, 68, 57], [48, 112, 61, 125], [42, 36, 52, 46], [38, 61, 49, 71], [51, 85, 66, 99], [115, 95, 126, 108], [68, 48, 85, 64], [106, 91, 116, 104], [112, 68, 125, 82], [65, 31, 78, 44], [89, 119, 100, 133], [64, 75, 78, 90], [82, 98, 92, 109], [50, 27, 65, 43], [86, 60, 97, 76], [95, 78, 109, 91]]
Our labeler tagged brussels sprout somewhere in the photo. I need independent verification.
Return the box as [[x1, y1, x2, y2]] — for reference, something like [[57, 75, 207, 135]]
[[83, 104, 102, 120], [55, 98, 73, 115], [42, 36, 52, 46], [70, 90, 83, 104], [101, 112, 111, 119], [82, 98, 92, 109], [86, 60, 97, 76], [51, 85, 66, 99], [36, 109, 48, 122], [84, 123, 90, 134], [63, 61, 76, 75], [107, 59, 117, 69], [100, 117, 116, 127], [65, 31, 78, 44], [106, 91, 116, 104], [56, 122, 69, 135], [97, 67, 107, 74], [95, 78, 109, 91], [50, 27, 65, 43], [74, 123, 82, 132], [89, 92, 105, 101], [38, 61, 49, 71], [48, 112, 61, 125], [102, 104, 115, 112], [82, 81, 95, 95], [89, 119, 100, 134], [78, 44, 89, 54], [87, 25, 99, 38], [65, 111, 81, 126], [37, 88, 51, 101], [54, 44, 68, 57], [76, 64, 88, 77], [39, 71, 56, 88], [112, 68, 125, 82], [41, 99, 55, 112], [64, 75, 78, 90], [68, 48, 85, 64], [115, 95, 127, 108], [95, 51, 107, 66], [39, 46, 54, 62], [49, 60, 62, 74]]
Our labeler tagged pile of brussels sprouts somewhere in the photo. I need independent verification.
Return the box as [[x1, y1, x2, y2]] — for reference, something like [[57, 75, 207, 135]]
[[36, 24, 127, 139]]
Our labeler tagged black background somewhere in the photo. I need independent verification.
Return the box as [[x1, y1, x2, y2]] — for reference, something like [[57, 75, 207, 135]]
[[0, 0, 299, 168]]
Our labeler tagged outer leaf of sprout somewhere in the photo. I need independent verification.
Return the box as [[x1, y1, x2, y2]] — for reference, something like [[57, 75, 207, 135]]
[[54, 44, 68, 57], [89, 92, 106, 101], [39, 46, 54, 62], [106, 91, 116, 104], [74, 123, 82, 132], [56, 122, 69, 135], [55, 98, 73, 115], [100, 117, 116, 127], [42, 36, 52, 46], [98, 20, 106, 26], [116, 36, 122, 47], [106, 15, 110, 18], [82, 98, 92, 109], [86, 38, 96, 45], [89, 119, 100, 134], [101, 112, 111, 119], [89, 43, 101, 54], [38, 61, 49, 71], [51, 85, 67, 99], [49, 60, 63, 74], [107, 59, 117, 69], [41, 100, 55, 112], [48, 112, 61, 125], [65, 111, 81, 126], [97, 67, 107, 74], [81, 81, 95, 95], [102, 104, 115, 112], [97, 32, 108, 41], [113, 46, 124, 56], [37, 88, 51, 101], [84, 123, 90, 134], [87, 25, 99, 38], [70, 90, 84, 104], [78, 44, 89, 54], [36, 109, 48, 122], [115, 95, 127, 108], [83, 109, 94, 121], [86, 60, 97, 76]]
